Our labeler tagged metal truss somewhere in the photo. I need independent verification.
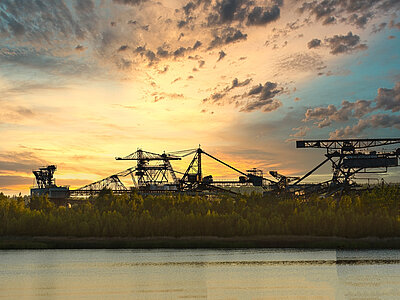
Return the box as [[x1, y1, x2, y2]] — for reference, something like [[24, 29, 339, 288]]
[[293, 138, 400, 196], [33, 165, 57, 188], [116, 149, 180, 187], [71, 167, 137, 196], [296, 138, 400, 151]]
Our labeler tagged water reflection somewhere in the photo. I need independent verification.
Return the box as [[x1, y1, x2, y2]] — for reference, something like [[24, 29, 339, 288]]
[[0, 249, 399, 299], [335, 250, 400, 299], [109, 259, 400, 267]]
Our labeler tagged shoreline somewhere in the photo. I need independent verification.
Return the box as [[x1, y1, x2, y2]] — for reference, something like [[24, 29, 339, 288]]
[[1, 235, 400, 249]]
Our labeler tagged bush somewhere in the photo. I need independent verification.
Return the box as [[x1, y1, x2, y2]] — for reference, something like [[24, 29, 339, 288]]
[[0, 187, 399, 237]]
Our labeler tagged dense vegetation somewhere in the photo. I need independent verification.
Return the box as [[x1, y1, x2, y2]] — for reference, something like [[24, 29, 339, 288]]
[[0, 186, 399, 238]]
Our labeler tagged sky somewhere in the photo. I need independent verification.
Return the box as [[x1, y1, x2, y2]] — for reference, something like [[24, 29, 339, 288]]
[[0, 0, 400, 195]]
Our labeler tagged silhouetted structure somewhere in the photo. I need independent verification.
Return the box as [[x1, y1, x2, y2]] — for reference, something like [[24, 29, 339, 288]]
[[293, 138, 400, 195], [71, 147, 269, 196], [31, 165, 70, 201], [33, 138, 400, 199]]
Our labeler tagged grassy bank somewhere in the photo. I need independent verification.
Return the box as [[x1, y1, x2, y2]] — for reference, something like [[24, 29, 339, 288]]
[[1, 236, 400, 249], [0, 186, 399, 249]]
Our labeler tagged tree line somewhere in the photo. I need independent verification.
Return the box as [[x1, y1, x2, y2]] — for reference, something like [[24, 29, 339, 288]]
[[0, 186, 399, 237]]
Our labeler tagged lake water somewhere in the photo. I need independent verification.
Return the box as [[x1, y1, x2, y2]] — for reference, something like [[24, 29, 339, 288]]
[[0, 249, 399, 299]]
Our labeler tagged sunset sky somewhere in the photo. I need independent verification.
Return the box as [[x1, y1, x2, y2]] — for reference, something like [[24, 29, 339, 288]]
[[0, 0, 400, 194]]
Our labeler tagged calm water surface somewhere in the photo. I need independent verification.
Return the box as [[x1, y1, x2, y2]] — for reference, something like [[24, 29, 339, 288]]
[[0, 248, 399, 299]]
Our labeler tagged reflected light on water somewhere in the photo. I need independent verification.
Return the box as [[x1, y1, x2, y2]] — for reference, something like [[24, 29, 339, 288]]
[[0, 249, 399, 299]]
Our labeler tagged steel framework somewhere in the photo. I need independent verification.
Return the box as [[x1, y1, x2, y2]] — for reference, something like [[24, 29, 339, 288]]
[[71, 146, 272, 196], [116, 149, 180, 187], [269, 171, 300, 191], [68, 138, 400, 198], [70, 167, 137, 196], [293, 138, 400, 195], [296, 138, 400, 150], [33, 165, 57, 188], [178, 147, 270, 193]]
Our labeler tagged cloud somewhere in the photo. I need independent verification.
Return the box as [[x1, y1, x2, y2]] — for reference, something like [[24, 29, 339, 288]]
[[250, 82, 280, 100], [304, 100, 375, 127], [0, 103, 39, 125], [206, 0, 249, 26], [0, 0, 97, 43], [298, 1, 335, 21], [179, 0, 282, 30], [231, 77, 251, 88], [135, 46, 159, 64], [75, 0, 95, 12], [330, 114, 400, 138], [298, 0, 400, 28], [182, 1, 197, 16], [375, 82, 400, 112], [116, 58, 133, 69], [208, 28, 247, 49], [248, 84, 263, 95], [0, 151, 47, 175], [193, 40, 202, 50], [389, 20, 400, 29], [291, 126, 310, 137], [177, 19, 189, 28], [217, 50, 226, 61], [277, 52, 325, 73], [218, 0, 243, 22], [240, 81, 283, 113], [304, 104, 338, 122], [347, 13, 373, 28], [173, 47, 187, 57], [325, 32, 367, 54], [304, 82, 400, 136], [145, 50, 157, 63], [112, 0, 147, 5], [118, 45, 129, 52], [307, 32, 367, 55], [0, 175, 32, 188], [135, 40, 205, 64], [240, 98, 282, 112], [246, 6, 280, 26], [156, 46, 169, 58], [0, 80, 66, 97], [15, 106, 35, 117], [0, 0, 163, 81], [152, 92, 184, 102], [75, 44, 86, 51], [307, 38, 321, 49], [203, 77, 252, 104], [1, 11, 25, 37], [171, 77, 182, 84], [371, 22, 387, 33], [0, 46, 95, 78], [322, 15, 336, 25], [0, 0, 376, 89], [158, 65, 169, 74]]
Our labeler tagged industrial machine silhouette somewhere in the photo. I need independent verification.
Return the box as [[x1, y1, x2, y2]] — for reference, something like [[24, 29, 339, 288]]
[[292, 138, 400, 195], [31, 165, 70, 200], [35, 138, 400, 199], [33, 165, 57, 189], [70, 146, 269, 196], [70, 148, 182, 196]]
